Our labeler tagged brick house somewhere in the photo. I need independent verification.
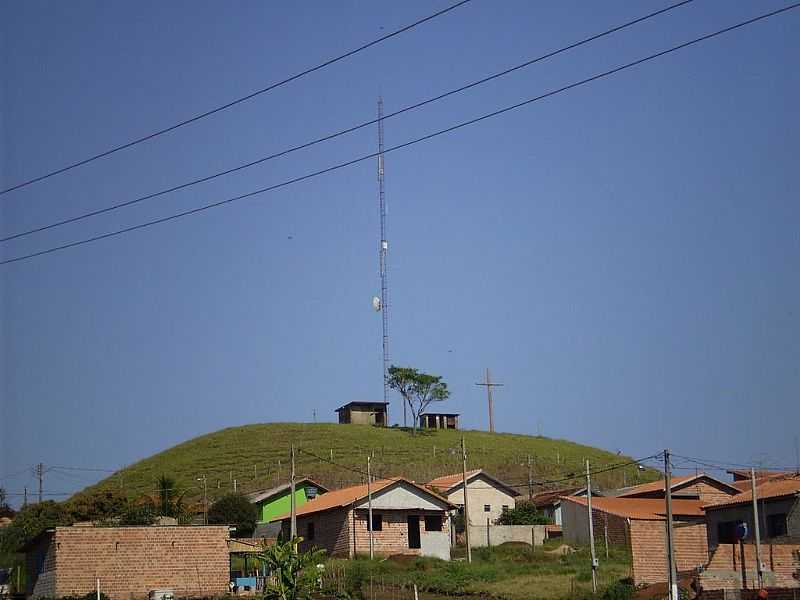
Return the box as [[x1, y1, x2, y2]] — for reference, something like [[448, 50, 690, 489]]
[[700, 474, 800, 590], [561, 496, 709, 585], [23, 525, 230, 600], [335, 401, 389, 426], [275, 477, 455, 560], [616, 473, 740, 505], [427, 469, 520, 529]]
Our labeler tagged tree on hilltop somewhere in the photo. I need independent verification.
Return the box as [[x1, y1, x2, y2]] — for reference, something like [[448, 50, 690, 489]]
[[387, 366, 449, 433]]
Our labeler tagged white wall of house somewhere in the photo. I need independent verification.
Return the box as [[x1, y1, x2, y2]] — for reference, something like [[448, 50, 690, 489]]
[[355, 482, 450, 511], [443, 474, 517, 527]]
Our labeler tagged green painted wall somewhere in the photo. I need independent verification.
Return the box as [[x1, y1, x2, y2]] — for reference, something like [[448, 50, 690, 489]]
[[257, 483, 322, 523]]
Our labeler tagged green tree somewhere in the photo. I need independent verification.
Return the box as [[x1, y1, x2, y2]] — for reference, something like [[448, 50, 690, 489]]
[[0, 487, 14, 519], [494, 501, 551, 525], [386, 366, 450, 432], [0, 501, 72, 555], [65, 490, 127, 523], [208, 493, 258, 537], [119, 502, 156, 526], [259, 537, 325, 600], [154, 475, 187, 519]]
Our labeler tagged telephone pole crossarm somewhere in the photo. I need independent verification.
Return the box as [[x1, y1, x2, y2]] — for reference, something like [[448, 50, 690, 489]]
[[475, 368, 504, 433]]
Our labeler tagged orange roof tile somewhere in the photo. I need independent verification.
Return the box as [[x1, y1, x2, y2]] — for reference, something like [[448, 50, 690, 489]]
[[616, 475, 694, 497], [563, 496, 705, 520], [427, 470, 481, 491], [270, 477, 452, 521], [531, 487, 582, 508], [704, 474, 800, 509], [426, 469, 521, 497], [729, 472, 792, 492], [616, 474, 738, 498]]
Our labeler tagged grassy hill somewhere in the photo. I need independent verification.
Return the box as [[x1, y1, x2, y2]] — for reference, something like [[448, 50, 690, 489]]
[[78, 423, 659, 504]]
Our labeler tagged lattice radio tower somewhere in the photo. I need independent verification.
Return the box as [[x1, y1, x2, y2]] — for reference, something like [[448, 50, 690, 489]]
[[377, 98, 390, 413]]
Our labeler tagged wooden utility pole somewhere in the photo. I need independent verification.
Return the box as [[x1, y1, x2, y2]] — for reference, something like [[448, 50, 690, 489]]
[[527, 455, 534, 500], [586, 460, 598, 594], [36, 463, 44, 503], [461, 437, 472, 563], [198, 475, 208, 525], [367, 456, 374, 559], [750, 468, 764, 589], [664, 450, 678, 600], [290, 445, 297, 539], [475, 368, 504, 433]]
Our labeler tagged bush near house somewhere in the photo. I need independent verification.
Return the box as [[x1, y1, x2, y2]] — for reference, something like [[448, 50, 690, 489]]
[[64, 490, 127, 523], [208, 493, 258, 537], [320, 540, 632, 600], [495, 501, 552, 525]]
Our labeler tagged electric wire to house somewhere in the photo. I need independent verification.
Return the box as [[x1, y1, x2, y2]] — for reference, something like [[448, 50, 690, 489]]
[[0, 0, 475, 196], [2, 3, 797, 266], [0, 0, 697, 243]]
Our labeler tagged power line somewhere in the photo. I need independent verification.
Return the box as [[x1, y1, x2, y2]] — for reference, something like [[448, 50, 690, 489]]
[[3, 4, 796, 267], [0, 466, 34, 482], [0, 0, 697, 243], [671, 453, 798, 473], [0, 0, 474, 196], [48, 465, 117, 473]]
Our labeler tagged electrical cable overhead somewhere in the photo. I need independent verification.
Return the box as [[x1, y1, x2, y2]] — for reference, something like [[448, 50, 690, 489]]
[[671, 453, 798, 473], [0, 466, 34, 481], [0, 0, 474, 196], [3, 2, 798, 266], [0, 0, 696, 243]]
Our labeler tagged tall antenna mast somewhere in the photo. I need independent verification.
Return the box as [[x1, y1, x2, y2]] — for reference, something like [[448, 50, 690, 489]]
[[377, 98, 390, 418]]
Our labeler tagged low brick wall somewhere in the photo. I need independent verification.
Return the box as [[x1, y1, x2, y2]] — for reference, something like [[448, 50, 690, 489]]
[[703, 587, 800, 600], [700, 541, 800, 590], [28, 526, 230, 600]]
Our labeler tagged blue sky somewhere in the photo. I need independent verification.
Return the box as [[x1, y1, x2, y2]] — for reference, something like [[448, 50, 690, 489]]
[[1, 0, 798, 504]]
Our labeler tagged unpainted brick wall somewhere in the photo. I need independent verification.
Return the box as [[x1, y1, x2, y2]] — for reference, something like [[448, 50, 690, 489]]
[[351, 509, 449, 556], [704, 587, 800, 600], [701, 541, 800, 589], [592, 510, 629, 547], [629, 519, 709, 586], [295, 508, 351, 557], [31, 526, 230, 600]]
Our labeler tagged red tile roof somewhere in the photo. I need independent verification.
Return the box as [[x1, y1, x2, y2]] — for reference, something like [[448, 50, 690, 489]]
[[270, 477, 452, 521], [563, 496, 705, 521], [616, 474, 738, 498], [426, 469, 521, 497], [531, 488, 582, 508], [704, 474, 800, 509], [427, 470, 481, 491]]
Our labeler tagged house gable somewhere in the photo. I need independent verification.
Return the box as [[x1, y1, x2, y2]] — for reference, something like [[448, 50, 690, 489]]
[[355, 481, 451, 511]]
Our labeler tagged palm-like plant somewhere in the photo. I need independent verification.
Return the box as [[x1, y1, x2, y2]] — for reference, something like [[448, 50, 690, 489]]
[[259, 537, 326, 600]]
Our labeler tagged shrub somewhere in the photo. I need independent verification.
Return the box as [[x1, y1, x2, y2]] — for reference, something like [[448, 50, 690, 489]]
[[208, 494, 258, 538], [65, 490, 127, 522], [0, 501, 72, 554], [259, 537, 325, 600], [119, 503, 156, 526], [602, 578, 634, 600], [494, 501, 551, 525]]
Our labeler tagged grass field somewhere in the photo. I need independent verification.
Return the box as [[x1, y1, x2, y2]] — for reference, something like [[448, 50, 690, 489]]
[[320, 541, 633, 600], [76, 423, 659, 503]]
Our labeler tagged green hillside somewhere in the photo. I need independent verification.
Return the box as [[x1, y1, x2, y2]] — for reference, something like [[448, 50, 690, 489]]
[[78, 423, 659, 504]]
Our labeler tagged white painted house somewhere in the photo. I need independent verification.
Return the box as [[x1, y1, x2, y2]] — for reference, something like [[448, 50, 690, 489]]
[[427, 469, 520, 528]]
